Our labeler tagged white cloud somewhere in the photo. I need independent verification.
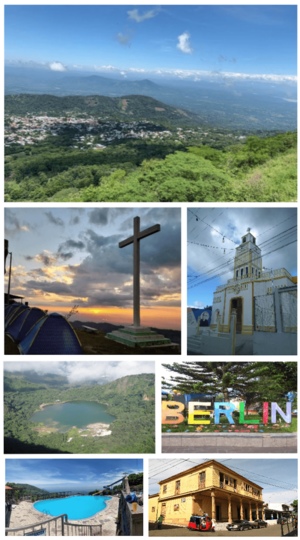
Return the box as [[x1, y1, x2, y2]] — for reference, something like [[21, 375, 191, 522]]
[[116, 32, 132, 46], [177, 32, 193, 54], [264, 489, 297, 505], [129, 67, 146, 73], [4, 361, 155, 385], [127, 8, 160, 23], [48, 61, 67, 72], [94, 65, 118, 72]]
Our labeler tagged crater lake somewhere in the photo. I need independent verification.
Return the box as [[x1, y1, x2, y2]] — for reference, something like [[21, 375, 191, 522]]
[[30, 401, 116, 432]]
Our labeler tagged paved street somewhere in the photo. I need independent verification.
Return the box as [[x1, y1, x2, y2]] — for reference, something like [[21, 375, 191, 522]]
[[162, 445, 296, 453], [149, 523, 287, 536]]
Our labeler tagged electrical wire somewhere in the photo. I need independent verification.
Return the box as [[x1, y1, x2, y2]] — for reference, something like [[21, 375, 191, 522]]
[[188, 237, 297, 290]]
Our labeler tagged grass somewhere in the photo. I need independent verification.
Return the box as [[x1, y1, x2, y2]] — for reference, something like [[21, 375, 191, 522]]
[[239, 149, 297, 202], [162, 415, 297, 433], [5, 330, 180, 355]]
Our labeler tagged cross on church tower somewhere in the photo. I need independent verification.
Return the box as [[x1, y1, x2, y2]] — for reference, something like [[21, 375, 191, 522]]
[[119, 216, 160, 327]]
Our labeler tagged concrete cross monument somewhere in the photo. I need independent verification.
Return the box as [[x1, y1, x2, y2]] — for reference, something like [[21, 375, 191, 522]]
[[106, 216, 172, 348]]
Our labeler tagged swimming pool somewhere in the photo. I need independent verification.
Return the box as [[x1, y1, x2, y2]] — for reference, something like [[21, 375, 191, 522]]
[[34, 495, 111, 520]]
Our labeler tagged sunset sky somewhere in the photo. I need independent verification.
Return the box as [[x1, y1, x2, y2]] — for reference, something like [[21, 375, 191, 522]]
[[5, 207, 181, 329]]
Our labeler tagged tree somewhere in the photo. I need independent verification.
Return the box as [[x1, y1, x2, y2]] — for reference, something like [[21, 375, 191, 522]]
[[253, 362, 297, 407], [291, 500, 298, 512], [162, 361, 269, 404], [66, 304, 79, 321]]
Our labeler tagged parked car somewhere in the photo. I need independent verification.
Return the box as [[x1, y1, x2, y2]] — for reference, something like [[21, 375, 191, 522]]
[[226, 520, 253, 531], [253, 519, 268, 528]]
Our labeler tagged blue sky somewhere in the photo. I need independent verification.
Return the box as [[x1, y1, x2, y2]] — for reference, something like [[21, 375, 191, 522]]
[[6, 459, 143, 492], [5, 5, 297, 82], [149, 459, 298, 505], [187, 208, 297, 308]]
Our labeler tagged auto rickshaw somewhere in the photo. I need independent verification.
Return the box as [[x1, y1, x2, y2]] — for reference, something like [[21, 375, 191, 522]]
[[188, 514, 215, 532]]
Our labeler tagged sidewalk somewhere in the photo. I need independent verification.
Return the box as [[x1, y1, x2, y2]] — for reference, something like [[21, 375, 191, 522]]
[[162, 433, 297, 453]]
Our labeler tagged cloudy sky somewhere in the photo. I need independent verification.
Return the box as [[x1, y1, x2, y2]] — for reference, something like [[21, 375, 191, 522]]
[[5, 5, 296, 82], [6, 458, 143, 493], [149, 459, 298, 506], [5, 207, 181, 329], [4, 360, 154, 385], [188, 208, 297, 308]]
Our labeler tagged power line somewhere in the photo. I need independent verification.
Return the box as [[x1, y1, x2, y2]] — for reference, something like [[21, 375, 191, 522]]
[[188, 241, 234, 251], [188, 235, 297, 290], [189, 225, 297, 283], [188, 209, 237, 245], [149, 458, 297, 492], [257, 213, 297, 237]]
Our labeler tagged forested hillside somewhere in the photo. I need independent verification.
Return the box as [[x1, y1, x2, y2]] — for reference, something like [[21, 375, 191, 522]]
[[6, 483, 49, 495], [5, 131, 297, 203], [4, 373, 155, 454], [5, 93, 199, 126]]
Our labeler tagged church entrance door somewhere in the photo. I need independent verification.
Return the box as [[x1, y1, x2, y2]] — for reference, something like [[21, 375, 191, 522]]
[[231, 298, 242, 333]]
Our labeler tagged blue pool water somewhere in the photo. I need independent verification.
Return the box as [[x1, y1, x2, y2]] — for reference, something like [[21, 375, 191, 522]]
[[34, 495, 111, 520]]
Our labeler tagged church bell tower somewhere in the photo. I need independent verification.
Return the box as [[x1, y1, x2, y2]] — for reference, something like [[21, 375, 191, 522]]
[[234, 228, 262, 280]]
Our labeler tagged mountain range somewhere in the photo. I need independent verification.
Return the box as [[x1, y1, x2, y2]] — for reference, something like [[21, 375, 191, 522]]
[[5, 67, 297, 131]]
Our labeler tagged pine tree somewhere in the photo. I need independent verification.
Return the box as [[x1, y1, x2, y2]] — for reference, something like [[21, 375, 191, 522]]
[[162, 361, 269, 409]]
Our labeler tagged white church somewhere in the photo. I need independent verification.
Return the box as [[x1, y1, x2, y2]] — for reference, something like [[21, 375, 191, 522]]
[[210, 229, 297, 335]]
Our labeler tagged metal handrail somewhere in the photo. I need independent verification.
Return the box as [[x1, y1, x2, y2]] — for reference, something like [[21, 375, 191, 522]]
[[6, 513, 103, 536], [5, 513, 67, 535], [65, 522, 102, 536]]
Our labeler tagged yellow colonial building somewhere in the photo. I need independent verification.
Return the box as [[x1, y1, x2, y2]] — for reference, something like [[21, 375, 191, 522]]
[[148, 460, 264, 526]]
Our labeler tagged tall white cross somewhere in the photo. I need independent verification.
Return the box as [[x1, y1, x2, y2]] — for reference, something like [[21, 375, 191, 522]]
[[119, 216, 160, 327]]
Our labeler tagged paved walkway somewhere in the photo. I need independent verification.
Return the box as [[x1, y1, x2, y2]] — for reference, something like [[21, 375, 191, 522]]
[[6, 497, 119, 536], [149, 523, 285, 536], [163, 445, 296, 453], [235, 334, 253, 355]]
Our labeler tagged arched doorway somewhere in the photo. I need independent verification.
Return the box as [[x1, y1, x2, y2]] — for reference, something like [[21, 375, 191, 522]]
[[230, 298, 243, 334]]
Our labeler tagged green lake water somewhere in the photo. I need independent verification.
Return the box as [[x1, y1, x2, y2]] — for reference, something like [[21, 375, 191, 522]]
[[30, 401, 116, 433]]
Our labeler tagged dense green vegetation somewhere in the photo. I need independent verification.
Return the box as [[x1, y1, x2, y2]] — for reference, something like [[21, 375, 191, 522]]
[[5, 93, 199, 126], [4, 372, 155, 454], [5, 131, 297, 203], [6, 483, 49, 495]]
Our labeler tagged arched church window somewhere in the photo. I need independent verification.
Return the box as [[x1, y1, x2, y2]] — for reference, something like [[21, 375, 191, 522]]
[[243, 237, 246, 243], [246, 267, 248, 275], [241, 268, 244, 277], [236, 270, 238, 278]]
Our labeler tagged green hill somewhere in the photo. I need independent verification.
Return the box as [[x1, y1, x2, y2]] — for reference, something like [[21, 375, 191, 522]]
[[6, 482, 49, 495], [5, 93, 199, 126], [51, 132, 296, 203], [4, 373, 155, 454]]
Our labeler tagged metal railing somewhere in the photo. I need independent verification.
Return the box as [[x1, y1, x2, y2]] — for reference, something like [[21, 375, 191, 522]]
[[6, 514, 67, 536], [5, 514, 103, 536], [65, 522, 102, 536], [281, 517, 297, 536]]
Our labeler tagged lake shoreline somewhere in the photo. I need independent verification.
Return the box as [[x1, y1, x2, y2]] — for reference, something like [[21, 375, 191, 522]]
[[31, 400, 115, 436]]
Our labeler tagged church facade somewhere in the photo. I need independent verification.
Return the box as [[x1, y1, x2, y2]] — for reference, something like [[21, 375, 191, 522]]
[[210, 230, 296, 335]]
